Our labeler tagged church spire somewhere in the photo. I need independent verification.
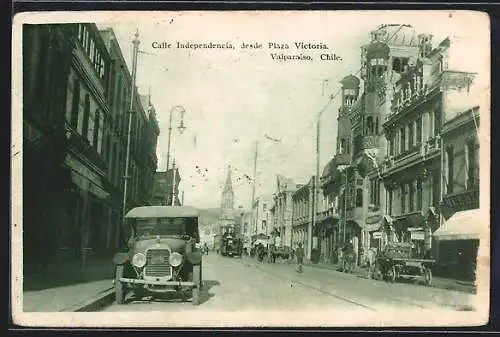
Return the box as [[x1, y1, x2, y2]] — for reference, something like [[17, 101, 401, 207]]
[[220, 165, 234, 213], [223, 165, 233, 194]]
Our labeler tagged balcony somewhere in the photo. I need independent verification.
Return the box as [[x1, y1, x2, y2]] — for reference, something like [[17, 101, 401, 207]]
[[293, 215, 310, 226], [442, 187, 479, 211], [354, 135, 380, 154], [382, 137, 441, 175], [316, 206, 340, 223], [385, 79, 441, 125]]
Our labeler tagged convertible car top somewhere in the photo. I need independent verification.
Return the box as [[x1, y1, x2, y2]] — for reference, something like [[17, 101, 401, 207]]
[[125, 206, 200, 219]]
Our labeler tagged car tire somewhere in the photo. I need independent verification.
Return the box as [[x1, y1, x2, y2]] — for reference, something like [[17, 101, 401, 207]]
[[423, 267, 432, 286], [115, 265, 125, 304]]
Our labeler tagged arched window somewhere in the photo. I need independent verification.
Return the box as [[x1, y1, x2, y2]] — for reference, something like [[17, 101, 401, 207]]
[[356, 188, 363, 207]]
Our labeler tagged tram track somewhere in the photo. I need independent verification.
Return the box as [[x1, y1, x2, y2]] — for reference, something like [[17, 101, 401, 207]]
[[242, 260, 433, 312]]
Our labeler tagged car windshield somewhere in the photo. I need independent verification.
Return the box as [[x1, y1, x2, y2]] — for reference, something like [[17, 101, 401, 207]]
[[134, 217, 191, 238]]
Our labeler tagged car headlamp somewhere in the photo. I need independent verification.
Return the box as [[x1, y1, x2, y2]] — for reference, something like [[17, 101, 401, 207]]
[[132, 253, 146, 268], [169, 252, 183, 267]]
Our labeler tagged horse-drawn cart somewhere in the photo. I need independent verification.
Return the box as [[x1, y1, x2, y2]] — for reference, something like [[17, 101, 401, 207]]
[[377, 242, 435, 286]]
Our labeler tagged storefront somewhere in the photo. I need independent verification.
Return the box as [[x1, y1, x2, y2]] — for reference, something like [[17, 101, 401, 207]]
[[64, 153, 110, 258], [365, 214, 393, 250], [433, 208, 483, 282], [392, 211, 428, 257]]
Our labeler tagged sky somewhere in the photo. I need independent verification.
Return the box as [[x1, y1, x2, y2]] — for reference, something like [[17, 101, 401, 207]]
[[92, 11, 488, 209]]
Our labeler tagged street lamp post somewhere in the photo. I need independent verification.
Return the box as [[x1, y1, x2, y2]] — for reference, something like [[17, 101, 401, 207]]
[[164, 106, 186, 207], [122, 30, 140, 219], [165, 105, 186, 172]]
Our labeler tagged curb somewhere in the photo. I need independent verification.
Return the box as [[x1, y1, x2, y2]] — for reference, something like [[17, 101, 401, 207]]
[[304, 262, 477, 294], [62, 287, 115, 312]]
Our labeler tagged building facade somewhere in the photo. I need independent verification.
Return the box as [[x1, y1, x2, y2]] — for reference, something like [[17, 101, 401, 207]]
[[434, 105, 480, 281], [317, 75, 358, 263], [23, 24, 159, 273], [23, 24, 76, 271], [291, 178, 314, 258], [250, 195, 273, 237], [271, 175, 298, 248], [151, 169, 182, 206], [380, 34, 447, 257]]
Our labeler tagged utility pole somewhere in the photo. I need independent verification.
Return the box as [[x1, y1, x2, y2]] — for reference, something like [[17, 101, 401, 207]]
[[250, 141, 259, 234], [171, 159, 177, 206], [122, 30, 140, 218], [311, 80, 327, 257], [166, 108, 173, 171]]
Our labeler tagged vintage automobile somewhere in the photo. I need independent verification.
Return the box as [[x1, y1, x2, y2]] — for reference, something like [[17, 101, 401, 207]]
[[112, 206, 203, 305], [377, 242, 435, 286]]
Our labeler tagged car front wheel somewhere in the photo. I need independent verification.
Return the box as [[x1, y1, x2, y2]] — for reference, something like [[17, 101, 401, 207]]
[[115, 265, 125, 304]]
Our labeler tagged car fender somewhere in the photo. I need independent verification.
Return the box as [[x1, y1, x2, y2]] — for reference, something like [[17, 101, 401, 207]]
[[186, 251, 202, 265], [113, 252, 130, 265]]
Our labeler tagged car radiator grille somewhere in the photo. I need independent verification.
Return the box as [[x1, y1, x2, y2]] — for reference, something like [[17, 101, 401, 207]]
[[145, 249, 172, 277]]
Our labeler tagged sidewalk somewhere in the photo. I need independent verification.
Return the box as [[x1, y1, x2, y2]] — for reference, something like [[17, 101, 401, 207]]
[[303, 260, 477, 294], [23, 254, 115, 312], [23, 279, 114, 312]]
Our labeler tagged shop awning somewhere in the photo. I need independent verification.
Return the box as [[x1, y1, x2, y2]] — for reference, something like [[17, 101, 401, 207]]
[[394, 212, 425, 230], [364, 215, 393, 232], [433, 209, 485, 241]]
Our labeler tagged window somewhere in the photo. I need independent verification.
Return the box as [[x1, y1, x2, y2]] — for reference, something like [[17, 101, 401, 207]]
[[416, 117, 422, 144], [434, 108, 441, 136], [375, 117, 379, 135], [70, 79, 80, 128], [466, 139, 477, 189], [93, 110, 100, 149], [388, 189, 393, 215], [394, 131, 400, 156], [409, 181, 415, 212], [400, 127, 406, 153], [366, 116, 374, 135], [408, 123, 414, 149], [340, 138, 346, 154], [356, 189, 363, 207], [401, 184, 407, 213], [415, 178, 422, 210], [429, 110, 435, 138], [446, 146, 454, 193], [370, 178, 380, 207], [81, 94, 90, 139], [392, 57, 409, 73]]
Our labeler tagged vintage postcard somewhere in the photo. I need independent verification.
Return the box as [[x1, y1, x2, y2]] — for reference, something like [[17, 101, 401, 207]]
[[11, 10, 490, 327]]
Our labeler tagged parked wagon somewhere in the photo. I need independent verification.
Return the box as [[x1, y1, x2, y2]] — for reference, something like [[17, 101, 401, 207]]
[[377, 242, 435, 286]]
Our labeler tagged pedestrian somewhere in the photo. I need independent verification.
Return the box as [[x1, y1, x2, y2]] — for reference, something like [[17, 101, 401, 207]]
[[296, 243, 304, 273], [350, 234, 359, 268]]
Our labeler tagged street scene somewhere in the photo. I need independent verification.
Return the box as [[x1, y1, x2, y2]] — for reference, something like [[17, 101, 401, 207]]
[[15, 11, 489, 326]]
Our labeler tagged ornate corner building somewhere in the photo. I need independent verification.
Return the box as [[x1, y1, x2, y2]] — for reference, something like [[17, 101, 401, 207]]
[[312, 24, 481, 279]]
